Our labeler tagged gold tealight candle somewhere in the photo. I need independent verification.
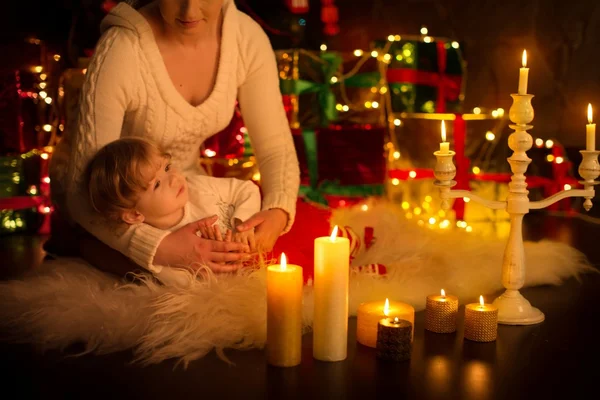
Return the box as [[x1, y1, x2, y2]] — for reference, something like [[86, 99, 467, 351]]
[[464, 295, 498, 342], [425, 289, 459, 333]]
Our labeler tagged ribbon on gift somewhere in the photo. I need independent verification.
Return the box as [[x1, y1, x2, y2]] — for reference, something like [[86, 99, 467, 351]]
[[280, 52, 343, 127], [343, 71, 381, 88], [386, 42, 462, 113], [300, 181, 385, 205]]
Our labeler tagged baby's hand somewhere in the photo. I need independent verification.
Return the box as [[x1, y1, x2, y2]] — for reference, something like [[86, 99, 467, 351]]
[[198, 224, 232, 242], [233, 218, 256, 251]]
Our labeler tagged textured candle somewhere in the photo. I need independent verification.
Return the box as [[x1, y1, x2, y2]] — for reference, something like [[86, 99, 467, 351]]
[[376, 317, 412, 362], [313, 226, 350, 362], [425, 289, 459, 333], [587, 104, 596, 151], [267, 253, 303, 367], [357, 298, 414, 348], [464, 296, 498, 342], [518, 50, 529, 95]]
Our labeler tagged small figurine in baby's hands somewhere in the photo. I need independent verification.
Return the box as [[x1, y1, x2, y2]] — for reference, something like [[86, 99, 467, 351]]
[[197, 220, 256, 251]]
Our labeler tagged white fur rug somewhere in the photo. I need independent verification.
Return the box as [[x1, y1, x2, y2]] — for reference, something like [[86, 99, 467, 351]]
[[0, 203, 593, 367]]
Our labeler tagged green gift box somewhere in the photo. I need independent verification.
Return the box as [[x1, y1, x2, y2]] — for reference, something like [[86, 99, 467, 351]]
[[277, 49, 341, 128], [0, 156, 24, 198], [374, 37, 465, 114]]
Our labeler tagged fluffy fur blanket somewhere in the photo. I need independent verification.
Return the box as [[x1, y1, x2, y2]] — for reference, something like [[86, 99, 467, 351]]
[[0, 203, 592, 367]]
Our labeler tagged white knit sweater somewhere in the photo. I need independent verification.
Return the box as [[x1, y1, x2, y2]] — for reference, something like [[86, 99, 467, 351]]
[[55, 0, 300, 270]]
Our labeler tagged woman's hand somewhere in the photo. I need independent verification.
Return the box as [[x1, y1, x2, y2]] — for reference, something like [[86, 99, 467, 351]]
[[235, 208, 288, 252], [153, 215, 250, 273]]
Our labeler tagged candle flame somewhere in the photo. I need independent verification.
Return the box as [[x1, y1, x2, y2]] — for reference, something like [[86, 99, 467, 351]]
[[522, 50, 527, 68], [441, 289, 446, 297], [441, 120, 446, 142], [280, 253, 287, 271], [330, 225, 339, 241], [383, 298, 390, 316], [479, 295, 484, 306], [394, 317, 399, 323], [588, 104, 593, 124]]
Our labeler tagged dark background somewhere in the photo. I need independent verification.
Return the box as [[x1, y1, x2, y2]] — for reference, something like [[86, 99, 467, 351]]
[[3, 0, 600, 148]]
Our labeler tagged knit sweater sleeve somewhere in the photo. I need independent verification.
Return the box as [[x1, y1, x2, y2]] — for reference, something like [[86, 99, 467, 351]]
[[65, 28, 169, 272], [237, 15, 300, 234]]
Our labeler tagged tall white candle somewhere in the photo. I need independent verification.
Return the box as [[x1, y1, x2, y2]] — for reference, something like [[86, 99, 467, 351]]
[[587, 103, 596, 151], [518, 50, 529, 95], [313, 226, 350, 362], [440, 120, 449, 154], [267, 253, 303, 367]]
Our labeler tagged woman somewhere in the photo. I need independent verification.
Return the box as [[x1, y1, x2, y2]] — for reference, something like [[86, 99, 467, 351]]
[[50, 0, 300, 275]]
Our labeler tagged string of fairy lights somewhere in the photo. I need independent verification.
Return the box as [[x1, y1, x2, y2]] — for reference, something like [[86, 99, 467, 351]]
[[1, 30, 579, 234]]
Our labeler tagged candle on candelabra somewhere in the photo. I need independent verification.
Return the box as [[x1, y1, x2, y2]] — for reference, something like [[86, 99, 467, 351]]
[[313, 226, 350, 362], [425, 289, 459, 333], [267, 253, 303, 367], [464, 296, 498, 342], [356, 298, 414, 348], [440, 121, 449, 154], [376, 317, 412, 362], [518, 50, 529, 95], [587, 104, 596, 151]]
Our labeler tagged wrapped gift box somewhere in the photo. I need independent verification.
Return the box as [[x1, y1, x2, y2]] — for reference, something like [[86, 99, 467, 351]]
[[293, 126, 386, 206], [277, 49, 384, 129], [373, 37, 464, 114]]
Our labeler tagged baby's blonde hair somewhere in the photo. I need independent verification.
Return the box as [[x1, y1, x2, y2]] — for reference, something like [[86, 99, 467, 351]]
[[84, 137, 170, 221]]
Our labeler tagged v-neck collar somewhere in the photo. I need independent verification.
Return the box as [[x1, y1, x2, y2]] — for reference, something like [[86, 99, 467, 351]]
[[106, 0, 236, 118]]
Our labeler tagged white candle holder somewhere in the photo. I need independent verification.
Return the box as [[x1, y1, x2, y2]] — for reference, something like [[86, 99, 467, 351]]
[[433, 93, 600, 325]]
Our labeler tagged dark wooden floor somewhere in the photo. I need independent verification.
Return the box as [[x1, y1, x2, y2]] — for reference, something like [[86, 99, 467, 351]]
[[1, 211, 599, 400]]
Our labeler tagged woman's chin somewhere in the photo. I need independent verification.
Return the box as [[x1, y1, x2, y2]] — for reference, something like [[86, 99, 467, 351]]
[[173, 19, 207, 34]]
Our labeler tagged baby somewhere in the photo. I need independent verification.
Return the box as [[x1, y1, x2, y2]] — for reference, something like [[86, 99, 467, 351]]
[[83, 137, 261, 285]]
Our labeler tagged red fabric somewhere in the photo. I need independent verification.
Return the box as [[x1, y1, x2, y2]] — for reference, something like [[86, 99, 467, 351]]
[[272, 199, 332, 283], [272, 199, 386, 283]]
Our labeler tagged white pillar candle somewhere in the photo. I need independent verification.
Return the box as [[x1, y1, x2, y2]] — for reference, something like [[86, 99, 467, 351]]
[[267, 253, 303, 367], [518, 50, 529, 95], [587, 103, 596, 151], [313, 226, 350, 362], [440, 120, 449, 154]]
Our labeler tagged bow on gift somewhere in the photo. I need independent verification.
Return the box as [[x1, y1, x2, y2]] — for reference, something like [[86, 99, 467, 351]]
[[386, 42, 462, 113], [280, 52, 343, 127]]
